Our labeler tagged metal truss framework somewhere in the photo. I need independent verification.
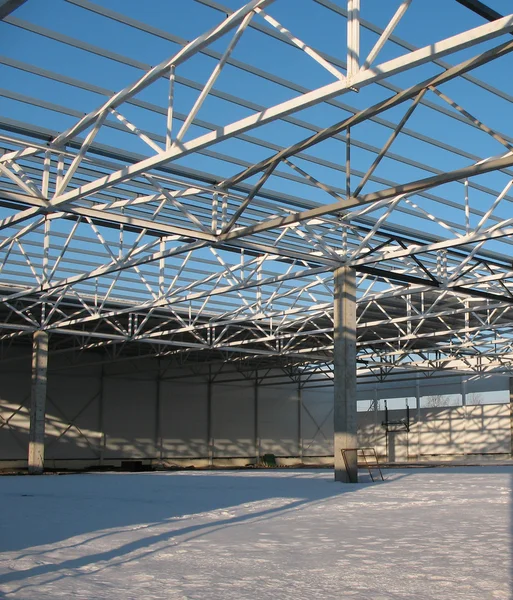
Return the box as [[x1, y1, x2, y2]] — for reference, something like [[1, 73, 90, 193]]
[[3, 0, 513, 381]]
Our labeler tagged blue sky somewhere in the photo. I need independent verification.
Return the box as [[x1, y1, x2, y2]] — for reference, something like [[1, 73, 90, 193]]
[[2, 0, 513, 250]]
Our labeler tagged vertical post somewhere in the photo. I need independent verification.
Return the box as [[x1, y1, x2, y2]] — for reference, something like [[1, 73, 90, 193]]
[[42, 151, 51, 199], [212, 192, 219, 234], [509, 377, 513, 458], [28, 331, 48, 474], [42, 217, 50, 288], [347, 0, 360, 81], [333, 265, 358, 483], [346, 127, 351, 198], [99, 365, 105, 465], [254, 371, 260, 464], [373, 383, 379, 423], [464, 179, 470, 233], [373, 383, 379, 455], [256, 260, 262, 312], [166, 65, 175, 150], [56, 153, 64, 191], [298, 380, 303, 463], [159, 239, 166, 298], [462, 376, 467, 457], [156, 361, 163, 462], [207, 366, 214, 467], [415, 375, 421, 460]]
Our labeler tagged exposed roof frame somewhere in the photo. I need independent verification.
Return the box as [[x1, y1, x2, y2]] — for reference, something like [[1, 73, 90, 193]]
[[455, 0, 505, 23], [0, 0, 26, 20]]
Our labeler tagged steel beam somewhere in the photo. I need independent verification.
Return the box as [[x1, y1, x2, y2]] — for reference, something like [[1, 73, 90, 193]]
[[41, 15, 513, 210], [221, 35, 513, 195], [455, 0, 504, 23], [52, 0, 276, 147], [222, 151, 513, 243]]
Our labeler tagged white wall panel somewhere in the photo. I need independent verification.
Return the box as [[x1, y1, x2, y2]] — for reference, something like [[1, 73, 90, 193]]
[[301, 388, 334, 456], [103, 376, 158, 459], [259, 385, 299, 456], [0, 366, 31, 460], [419, 407, 466, 456], [160, 380, 208, 457], [45, 372, 101, 460], [465, 404, 510, 454], [357, 411, 386, 457], [212, 382, 254, 457], [2, 350, 513, 467], [467, 376, 509, 394]]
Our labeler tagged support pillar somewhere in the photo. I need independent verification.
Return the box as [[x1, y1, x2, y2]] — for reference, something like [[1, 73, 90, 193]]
[[254, 371, 260, 464], [415, 375, 421, 460], [298, 380, 303, 463], [509, 377, 513, 458], [99, 365, 105, 465], [156, 364, 163, 462], [207, 367, 214, 467], [28, 331, 48, 474], [333, 266, 358, 483]]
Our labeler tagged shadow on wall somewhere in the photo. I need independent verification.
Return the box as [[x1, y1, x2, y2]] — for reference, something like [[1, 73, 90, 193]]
[[358, 404, 512, 460], [3, 402, 512, 467], [0, 388, 333, 464], [1, 356, 337, 468], [0, 408, 296, 464]]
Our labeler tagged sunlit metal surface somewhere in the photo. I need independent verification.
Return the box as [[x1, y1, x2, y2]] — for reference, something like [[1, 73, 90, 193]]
[[2, 0, 513, 381]]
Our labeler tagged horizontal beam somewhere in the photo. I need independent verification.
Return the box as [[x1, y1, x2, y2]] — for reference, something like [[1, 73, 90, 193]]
[[52, 0, 276, 146], [351, 219, 513, 267], [46, 14, 513, 209], [222, 36, 513, 191], [221, 151, 513, 243], [455, 0, 504, 23]]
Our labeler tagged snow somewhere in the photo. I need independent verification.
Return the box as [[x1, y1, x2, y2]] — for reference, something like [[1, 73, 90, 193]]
[[0, 467, 511, 599]]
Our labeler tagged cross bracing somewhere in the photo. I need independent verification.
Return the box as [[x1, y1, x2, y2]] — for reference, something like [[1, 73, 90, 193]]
[[3, 0, 513, 381]]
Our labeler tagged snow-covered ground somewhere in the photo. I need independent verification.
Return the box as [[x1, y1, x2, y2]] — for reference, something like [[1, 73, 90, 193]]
[[0, 467, 511, 599]]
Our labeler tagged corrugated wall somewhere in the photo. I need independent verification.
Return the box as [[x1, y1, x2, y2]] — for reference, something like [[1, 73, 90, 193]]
[[1, 354, 512, 468], [0, 356, 334, 467], [358, 404, 512, 460]]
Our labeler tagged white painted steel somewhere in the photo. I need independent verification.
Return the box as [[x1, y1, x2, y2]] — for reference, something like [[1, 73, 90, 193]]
[[4, 0, 513, 385]]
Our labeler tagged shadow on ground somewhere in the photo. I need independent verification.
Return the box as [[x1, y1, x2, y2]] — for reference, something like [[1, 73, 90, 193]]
[[0, 469, 403, 593]]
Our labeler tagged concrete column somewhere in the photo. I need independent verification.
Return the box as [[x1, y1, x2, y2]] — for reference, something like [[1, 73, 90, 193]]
[[462, 376, 468, 458], [509, 377, 513, 458], [298, 381, 303, 463], [156, 368, 163, 462], [415, 375, 421, 460], [99, 366, 105, 465], [28, 331, 48, 474], [207, 369, 214, 467], [333, 265, 358, 483]]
